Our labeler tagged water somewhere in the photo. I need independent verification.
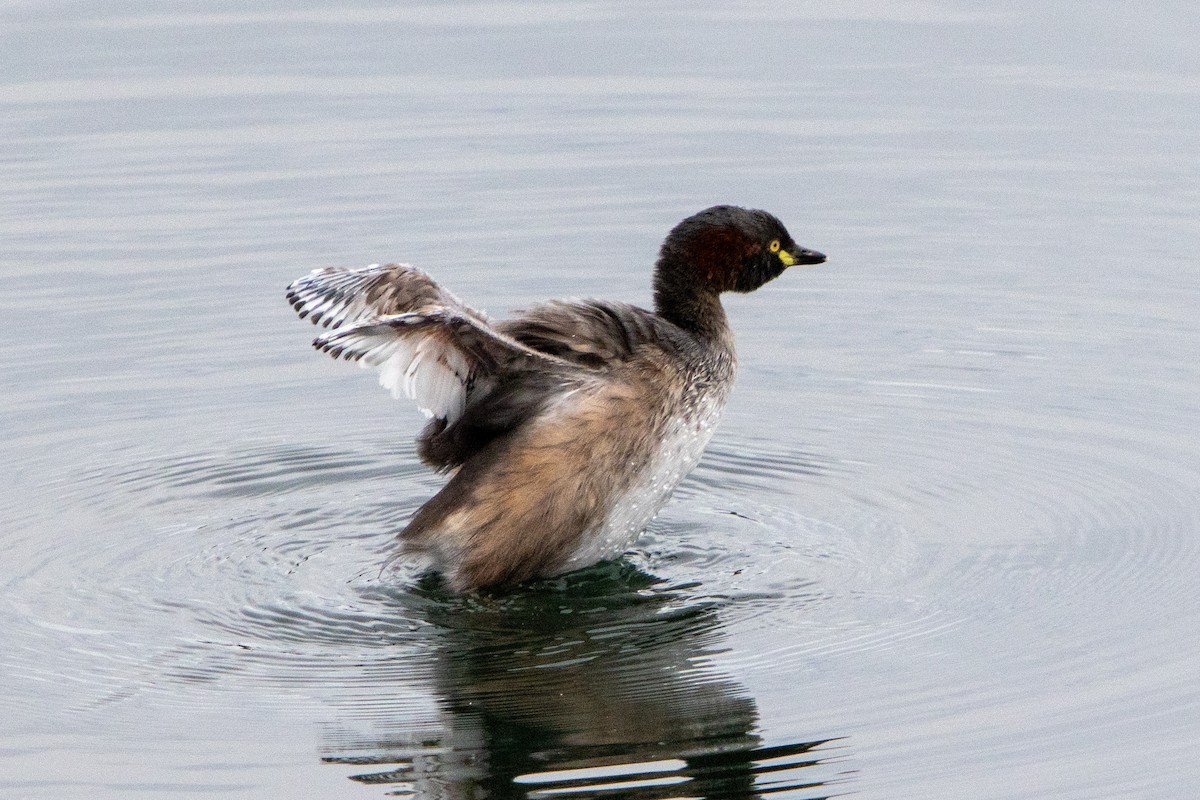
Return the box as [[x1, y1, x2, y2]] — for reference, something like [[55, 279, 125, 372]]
[[2, 2, 1198, 798]]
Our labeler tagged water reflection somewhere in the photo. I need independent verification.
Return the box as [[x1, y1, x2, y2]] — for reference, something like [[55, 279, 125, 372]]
[[322, 564, 848, 798]]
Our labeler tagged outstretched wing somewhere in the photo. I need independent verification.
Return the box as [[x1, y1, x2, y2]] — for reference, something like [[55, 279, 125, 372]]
[[309, 308, 575, 425], [286, 265, 662, 470], [286, 263, 485, 330]]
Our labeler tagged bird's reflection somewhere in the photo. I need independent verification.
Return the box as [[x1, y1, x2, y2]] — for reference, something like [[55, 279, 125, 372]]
[[321, 562, 846, 798]]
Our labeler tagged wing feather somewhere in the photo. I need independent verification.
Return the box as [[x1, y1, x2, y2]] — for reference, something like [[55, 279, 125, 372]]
[[311, 309, 573, 424], [497, 299, 663, 367], [287, 263, 484, 330]]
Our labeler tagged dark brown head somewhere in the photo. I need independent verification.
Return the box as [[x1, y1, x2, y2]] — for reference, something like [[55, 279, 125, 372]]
[[653, 205, 825, 330]]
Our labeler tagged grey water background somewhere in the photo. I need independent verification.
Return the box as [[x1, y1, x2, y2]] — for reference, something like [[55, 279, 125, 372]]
[[2, 1, 1198, 797]]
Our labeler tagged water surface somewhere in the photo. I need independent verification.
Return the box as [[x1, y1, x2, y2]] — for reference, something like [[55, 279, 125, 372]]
[[2, 2, 1198, 798]]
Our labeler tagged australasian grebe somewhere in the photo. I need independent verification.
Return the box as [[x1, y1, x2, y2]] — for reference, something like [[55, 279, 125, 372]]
[[287, 205, 825, 590]]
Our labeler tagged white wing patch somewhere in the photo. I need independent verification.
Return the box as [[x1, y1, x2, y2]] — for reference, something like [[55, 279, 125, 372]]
[[314, 317, 472, 424]]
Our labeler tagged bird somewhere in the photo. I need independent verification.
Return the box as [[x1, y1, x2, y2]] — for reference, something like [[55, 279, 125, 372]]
[[286, 205, 825, 591]]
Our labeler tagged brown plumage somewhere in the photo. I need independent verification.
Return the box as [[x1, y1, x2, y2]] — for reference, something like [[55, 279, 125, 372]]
[[287, 205, 825, 590]]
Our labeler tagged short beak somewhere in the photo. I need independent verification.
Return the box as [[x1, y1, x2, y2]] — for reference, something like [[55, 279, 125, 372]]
[[783, 246, 826, 266]]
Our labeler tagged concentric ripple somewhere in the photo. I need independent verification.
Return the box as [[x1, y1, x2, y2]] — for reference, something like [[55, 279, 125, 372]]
[[4, 343, 1199, 797]]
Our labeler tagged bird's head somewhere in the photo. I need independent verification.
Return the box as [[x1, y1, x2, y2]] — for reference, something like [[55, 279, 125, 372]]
[[656, 205, 825, 296]]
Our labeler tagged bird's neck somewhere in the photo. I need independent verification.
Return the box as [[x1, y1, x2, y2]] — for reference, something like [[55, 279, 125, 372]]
[[653, 267, 733, 345]]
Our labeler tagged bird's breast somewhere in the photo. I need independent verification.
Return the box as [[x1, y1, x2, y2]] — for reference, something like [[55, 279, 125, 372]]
[[554, 379, 730, 572]]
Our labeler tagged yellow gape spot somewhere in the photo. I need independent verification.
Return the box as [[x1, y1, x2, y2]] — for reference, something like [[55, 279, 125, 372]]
[[778, 249, 797, 266]]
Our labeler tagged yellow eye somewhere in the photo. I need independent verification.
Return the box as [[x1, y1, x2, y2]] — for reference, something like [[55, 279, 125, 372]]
[[769, 240, 781, 253]]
